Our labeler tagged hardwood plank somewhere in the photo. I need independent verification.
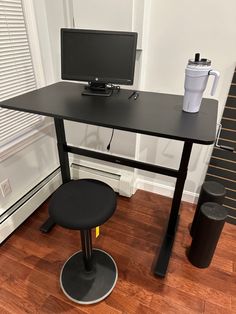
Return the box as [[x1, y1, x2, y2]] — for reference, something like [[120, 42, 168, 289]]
[[135, 303, 162, 314], [0, 288, 36, 314], [168, 259, 236, 296], [105, 290, 144, 314], [150, 294, 201, 314], [165, 272, 231, 309], [39, 295, 87, 313], [0, 255, 32, 283], [231, 296, 236, 312], [198, 253, 233, 273], [119, 258, 205, 312], [0, 307, 12, 314], [1, 277, 49, 312], [204, 301, 234, 314], [86, 301, 123, 314], [151, 283, 205, 313], [114, 277, 153, 307]]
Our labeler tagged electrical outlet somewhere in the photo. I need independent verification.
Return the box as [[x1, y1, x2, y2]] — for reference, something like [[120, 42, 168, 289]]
[[0, 179, 12, 198]]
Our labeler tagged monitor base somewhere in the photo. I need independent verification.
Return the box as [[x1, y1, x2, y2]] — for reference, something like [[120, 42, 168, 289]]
[[82, 83, 112, 97]]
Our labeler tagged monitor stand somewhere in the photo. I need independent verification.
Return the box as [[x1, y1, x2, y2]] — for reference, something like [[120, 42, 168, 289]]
[[82, 83, 112, 97]]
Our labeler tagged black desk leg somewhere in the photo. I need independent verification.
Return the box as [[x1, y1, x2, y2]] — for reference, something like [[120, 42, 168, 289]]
[[154, 141, 193, 277], [40, 118, 71, 233]]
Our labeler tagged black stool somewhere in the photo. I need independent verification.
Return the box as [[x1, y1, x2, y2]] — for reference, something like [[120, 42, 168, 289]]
[[48, 179, 118, 305], [190, 181, 226, 237], [187, 202, 227, 268]]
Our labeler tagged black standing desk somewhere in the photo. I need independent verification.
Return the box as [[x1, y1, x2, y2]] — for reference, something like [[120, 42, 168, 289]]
[[0, 81, 218, 277]]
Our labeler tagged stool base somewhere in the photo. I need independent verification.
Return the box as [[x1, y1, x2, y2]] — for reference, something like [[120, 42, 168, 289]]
[[60, 249, 118, 304]]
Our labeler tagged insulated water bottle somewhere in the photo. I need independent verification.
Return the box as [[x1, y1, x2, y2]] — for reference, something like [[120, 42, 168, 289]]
[[183, 53, 220, 113]]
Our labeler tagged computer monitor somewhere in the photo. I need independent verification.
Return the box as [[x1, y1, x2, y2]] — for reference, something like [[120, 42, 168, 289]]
[[61, 28, 138, 96]]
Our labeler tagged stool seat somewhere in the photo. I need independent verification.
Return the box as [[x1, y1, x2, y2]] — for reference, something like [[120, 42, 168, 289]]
[[49, 179, 117, 230]]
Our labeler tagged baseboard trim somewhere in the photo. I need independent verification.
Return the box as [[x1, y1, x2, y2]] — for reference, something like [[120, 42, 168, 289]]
[[0, 168, 61, 244], [70, 159, 134, 197], [135, 178, 198, 204]]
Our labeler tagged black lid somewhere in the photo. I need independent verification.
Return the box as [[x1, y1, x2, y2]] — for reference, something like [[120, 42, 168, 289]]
[[188, 53, 211, 66], [201, 202, 228, 221]]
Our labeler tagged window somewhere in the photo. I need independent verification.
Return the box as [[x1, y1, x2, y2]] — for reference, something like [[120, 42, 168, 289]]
[[0, 0, 44, 148]]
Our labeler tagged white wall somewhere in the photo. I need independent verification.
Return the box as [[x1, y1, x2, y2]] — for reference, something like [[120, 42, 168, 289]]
[[136, 0, 236, 200]]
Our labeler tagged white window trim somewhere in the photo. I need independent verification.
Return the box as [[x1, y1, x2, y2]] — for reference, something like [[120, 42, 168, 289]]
[[21, 0, 45, 88], [0, 0, 53, 160]]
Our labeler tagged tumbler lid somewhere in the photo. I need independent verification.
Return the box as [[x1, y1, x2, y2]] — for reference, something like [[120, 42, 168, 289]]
[[188, 53, 211, 66]]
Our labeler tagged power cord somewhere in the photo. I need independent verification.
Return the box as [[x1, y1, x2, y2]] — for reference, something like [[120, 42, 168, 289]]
[[107, 128, 115, 151], [105, 85, 119, 149], [107, 84, 120, 94]]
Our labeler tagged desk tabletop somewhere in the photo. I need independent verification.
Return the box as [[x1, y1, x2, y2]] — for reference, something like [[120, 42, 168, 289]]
[[0, 81, 218, 144]]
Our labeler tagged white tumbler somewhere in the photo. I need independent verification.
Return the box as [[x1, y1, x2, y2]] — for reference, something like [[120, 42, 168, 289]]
[[183, 53, 220, 113]]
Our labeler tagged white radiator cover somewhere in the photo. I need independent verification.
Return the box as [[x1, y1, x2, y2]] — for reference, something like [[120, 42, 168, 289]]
[[70, 160, 134, 197], [0, 168, 61, 244]]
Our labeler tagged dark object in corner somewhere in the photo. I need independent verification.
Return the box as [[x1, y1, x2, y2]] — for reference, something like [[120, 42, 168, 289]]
[[187, 202, 227, 268], [190, 181, 226, 238]]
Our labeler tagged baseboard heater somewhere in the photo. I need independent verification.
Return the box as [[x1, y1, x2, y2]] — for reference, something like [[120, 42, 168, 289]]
[[0, 168, 61, 244], [70, 161, 134, 197]]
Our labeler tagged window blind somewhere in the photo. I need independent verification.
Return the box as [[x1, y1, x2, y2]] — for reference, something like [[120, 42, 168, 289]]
[[0, 0, 43, 147]]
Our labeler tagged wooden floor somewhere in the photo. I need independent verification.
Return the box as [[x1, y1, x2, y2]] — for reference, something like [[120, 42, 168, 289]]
[[1, 190, 236, 314]]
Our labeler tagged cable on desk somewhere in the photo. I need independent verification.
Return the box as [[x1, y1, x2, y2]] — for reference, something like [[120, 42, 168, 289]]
[[107, 129, 115, 151], [107, 84, 120, 94]]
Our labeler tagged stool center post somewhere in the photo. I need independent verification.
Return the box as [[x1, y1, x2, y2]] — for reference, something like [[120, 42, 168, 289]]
[[80, 229, 93, 271]]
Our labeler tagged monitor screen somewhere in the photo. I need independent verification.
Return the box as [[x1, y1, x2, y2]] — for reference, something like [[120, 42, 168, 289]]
[[61, 29, 137, 86]]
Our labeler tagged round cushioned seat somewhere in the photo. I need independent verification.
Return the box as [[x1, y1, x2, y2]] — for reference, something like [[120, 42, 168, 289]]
[[49, 179, 117, 230]]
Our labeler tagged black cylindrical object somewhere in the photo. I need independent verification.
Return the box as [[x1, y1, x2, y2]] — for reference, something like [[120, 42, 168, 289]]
[[190, 181, 226, 237], [187, 202, 227, 268], [80, 229, 93, 272]]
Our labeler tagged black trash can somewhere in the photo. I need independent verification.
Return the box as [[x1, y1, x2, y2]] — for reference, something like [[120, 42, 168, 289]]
[[187, 202, 227, 268], [190, 181, 226, 237]]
